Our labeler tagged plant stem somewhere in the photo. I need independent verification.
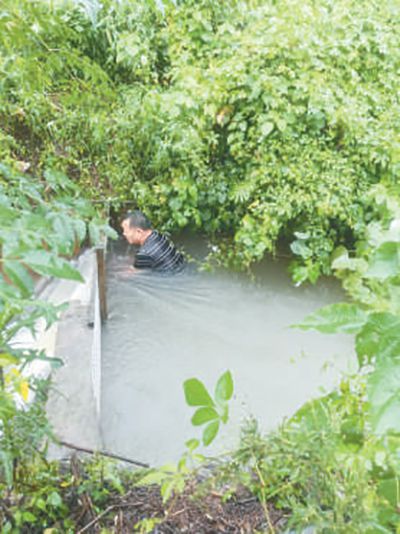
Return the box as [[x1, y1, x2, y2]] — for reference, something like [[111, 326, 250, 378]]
[[253, 457, 275, 534]]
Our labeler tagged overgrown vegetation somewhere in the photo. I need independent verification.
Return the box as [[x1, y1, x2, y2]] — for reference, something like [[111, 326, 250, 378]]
[[1, 0, 400, 531], [0, 163, 115, 530], [2, 0, 400, 277]]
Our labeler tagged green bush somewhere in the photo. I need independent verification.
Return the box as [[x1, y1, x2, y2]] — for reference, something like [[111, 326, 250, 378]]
[[1, 0, 399, 277], [0, 163, 114, 488], [210, 376, 399, 533]]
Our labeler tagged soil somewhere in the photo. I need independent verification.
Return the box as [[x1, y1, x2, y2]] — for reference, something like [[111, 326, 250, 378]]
[[75, 483, 286, 533], [1, 456, 287, 533]]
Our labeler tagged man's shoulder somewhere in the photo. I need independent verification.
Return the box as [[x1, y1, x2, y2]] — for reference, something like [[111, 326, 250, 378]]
[[138, 230, 185, 272], [140, 231, 163, 255]]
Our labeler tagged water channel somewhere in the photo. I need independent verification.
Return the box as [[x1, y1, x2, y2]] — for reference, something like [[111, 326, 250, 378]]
[[101, 236, 354, 466]]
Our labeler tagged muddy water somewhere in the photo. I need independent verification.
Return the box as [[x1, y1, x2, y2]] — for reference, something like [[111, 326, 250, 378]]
[[101, 237, 354, 465]]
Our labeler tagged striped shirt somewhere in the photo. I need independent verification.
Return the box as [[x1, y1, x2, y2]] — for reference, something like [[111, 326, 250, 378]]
[[134, 231, 185, 273]]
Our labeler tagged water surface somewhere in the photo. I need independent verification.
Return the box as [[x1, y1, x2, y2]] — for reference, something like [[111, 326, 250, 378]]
[[101, 237, 354, 465]]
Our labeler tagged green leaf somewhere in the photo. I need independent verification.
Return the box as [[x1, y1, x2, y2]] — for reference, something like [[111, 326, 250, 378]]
[[103, 225, 118, 240], [260, 121, 274, 137], [294, 303, 368, 334], [22, 511, 37, 523], [185, 438, 200, 451], [183, 378, 214, 407], [366, 242, 400, 280], [331, 247, 367, 273], [44, 169, 76, 192], [356, 313, 400, 365], [36, 498, 46, 511], [0, 276, 19, 299], [0, 392, 16, 420], [51, 214, 76, 253], [88, 221, 102, 246], [3, 260, 34, 297], [215, 370, 234, 403], [290, 392, 338, 429], [161, 474, 186, 503], [368, 357, 400, 434], [47, 491, 62, 508], [290, 239, 312, 259], [202, 420, 220, 446], [139, 469, 173, 486], [22, 251, 83, 282], [0, 206, 17, 225], [73, 218, 87, 243], [377, 478, 399, 508], [191, 406, 219, 426]]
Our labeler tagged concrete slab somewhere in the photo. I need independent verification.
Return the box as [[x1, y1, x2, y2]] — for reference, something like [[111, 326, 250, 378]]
[[47, 301, 102, 456], [11, 249, 103, 458]]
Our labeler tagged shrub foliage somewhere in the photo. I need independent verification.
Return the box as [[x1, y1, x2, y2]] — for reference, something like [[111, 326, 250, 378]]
[[1, 0, 400, 276]]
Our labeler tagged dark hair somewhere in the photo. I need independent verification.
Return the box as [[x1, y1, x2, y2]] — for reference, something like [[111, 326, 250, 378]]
[[123, 210, 152, 230]]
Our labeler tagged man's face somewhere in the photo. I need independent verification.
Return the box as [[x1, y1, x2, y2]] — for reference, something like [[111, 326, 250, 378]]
[[121, 219, 142, 245]]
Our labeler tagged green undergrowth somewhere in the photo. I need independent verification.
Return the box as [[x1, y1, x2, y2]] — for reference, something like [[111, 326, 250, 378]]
[[216, 383, 400, 533], [1, 374, 399, 533], [1, 0, 400, 531], [0, 163, 116, 530], [0, 453, 145, 533], [1, 0, 400, 278]]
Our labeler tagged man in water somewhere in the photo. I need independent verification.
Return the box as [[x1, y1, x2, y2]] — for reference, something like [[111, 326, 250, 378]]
[[121, 210, 185, 273]]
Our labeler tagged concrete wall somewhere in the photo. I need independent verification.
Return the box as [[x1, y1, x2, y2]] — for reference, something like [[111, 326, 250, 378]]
[[13, 249, 103, 456]]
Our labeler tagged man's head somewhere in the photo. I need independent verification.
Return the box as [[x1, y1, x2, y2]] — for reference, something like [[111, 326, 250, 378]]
[[121, 210, 152, 246]]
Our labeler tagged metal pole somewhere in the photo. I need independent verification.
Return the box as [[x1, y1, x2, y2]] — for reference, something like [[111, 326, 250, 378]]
[[96, 246, 107, 322]]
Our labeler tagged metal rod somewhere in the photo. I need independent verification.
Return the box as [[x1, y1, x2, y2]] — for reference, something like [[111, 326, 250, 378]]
[[60, 440, 150, 468], [96, 247, 108, 322]]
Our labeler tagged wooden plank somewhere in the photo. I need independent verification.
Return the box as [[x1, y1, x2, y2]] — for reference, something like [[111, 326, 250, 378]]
[[96, 247, 108, 322]]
